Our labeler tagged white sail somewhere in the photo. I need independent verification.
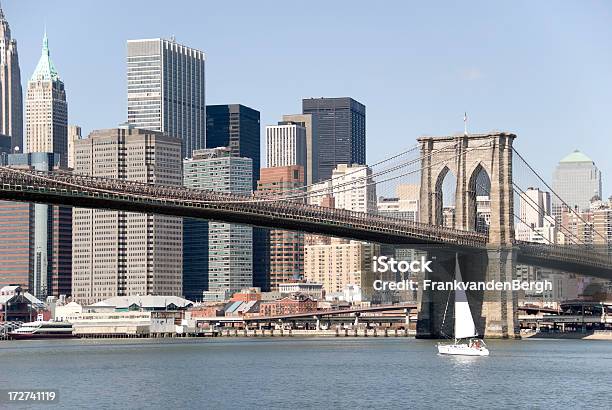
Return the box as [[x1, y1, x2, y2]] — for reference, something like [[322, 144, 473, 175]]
[[454, 254, 477, 339]]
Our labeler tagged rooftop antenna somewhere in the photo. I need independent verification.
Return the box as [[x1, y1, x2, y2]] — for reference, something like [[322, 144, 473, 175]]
[[463, 112, 468, 136]]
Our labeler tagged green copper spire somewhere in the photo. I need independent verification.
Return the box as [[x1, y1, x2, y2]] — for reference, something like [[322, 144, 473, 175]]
[[30, 29, 59, 82]]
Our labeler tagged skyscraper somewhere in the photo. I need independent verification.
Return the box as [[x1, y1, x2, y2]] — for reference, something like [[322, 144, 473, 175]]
[[127, 38, 206, 158], [308, 164, 376, 213], [266, 121, 307, 183], [302, 97, 366, 181], [67, 124, 81, 169], [206, 104, 260, 190], [0, 153, 71, 299], [592, 197, 612, 253], [0, 6, 22, 151], [183, 147, 253, 301], [0, 201, 31, 290], [557, 197, 612, 249], [552, 150, 602, 219], [257, 166, 305, 290], [72, 127, 183, 304], [282, 113, 318, 185], [516, 187, 556, 243], [206, 104, 263, 295], [25, 32, 67, 166], [182, 149, 213, 301]]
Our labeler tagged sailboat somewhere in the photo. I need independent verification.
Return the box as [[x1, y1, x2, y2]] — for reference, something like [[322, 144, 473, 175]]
[[437, 254, 489, 356]]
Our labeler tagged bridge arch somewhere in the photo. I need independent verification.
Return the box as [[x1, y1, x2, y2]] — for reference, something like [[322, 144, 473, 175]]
[[419, 132, 516, 246], [467, 162, 491, 235], [433, 165, 458, 227]]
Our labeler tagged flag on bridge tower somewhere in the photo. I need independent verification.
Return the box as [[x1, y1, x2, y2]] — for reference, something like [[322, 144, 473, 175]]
[[464, 112, 468, 136]]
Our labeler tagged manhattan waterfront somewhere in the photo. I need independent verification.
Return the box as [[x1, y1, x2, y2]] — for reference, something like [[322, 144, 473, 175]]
[[0, 2, 612, 409], [1, 338, 611, 409]]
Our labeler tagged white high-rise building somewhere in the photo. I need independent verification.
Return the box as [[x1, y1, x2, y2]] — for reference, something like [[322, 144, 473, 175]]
[[25, 32, 67, 166], [552, 150, 602, 219], [127, 38, 206, 158], [72, 127, 183, 304], [0, 5, 22, 151], [592, 197, 612, 253], [67, 124, 81, 169], [308, 164, 376, 213], [266, 121, 307, 182], [184, 147, 253, 301], [330, 164, 377, 214], [516, 187, 556, 243]]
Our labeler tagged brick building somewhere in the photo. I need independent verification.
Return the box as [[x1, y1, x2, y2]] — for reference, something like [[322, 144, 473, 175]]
[[257, 166, 305, 290], [259, 293, 317, 316]]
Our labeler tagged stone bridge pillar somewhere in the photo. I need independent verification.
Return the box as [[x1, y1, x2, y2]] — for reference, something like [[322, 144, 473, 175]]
[[416, 248, 519, 339], [416, 132, 518, 339]]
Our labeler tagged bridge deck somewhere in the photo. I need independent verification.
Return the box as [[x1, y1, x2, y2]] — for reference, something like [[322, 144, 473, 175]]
[[0, 167, 487, 248], [0, 167, 611, 278]]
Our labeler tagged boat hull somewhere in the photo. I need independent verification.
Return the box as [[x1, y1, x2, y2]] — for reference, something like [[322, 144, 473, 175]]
[[437, 343, 489, 356], [8, 333, 75, 340]]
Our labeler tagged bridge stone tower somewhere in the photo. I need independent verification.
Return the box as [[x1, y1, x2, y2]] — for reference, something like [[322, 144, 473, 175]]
[[416, 132, 520, 339]]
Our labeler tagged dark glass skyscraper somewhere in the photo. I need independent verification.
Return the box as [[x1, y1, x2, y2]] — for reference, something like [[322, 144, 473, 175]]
[[302, 97, 366, 182], [206, 104, 264, 292], [206, 104, 260, 190]]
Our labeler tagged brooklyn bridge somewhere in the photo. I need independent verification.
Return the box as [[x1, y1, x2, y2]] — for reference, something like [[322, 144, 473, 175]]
[[0, 132, 610, 338]]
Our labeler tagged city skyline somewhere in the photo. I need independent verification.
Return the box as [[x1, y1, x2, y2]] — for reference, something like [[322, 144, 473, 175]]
[[0, 3, 609, 306], [3, 1, 612, 196], [0, 4, 610, 407]]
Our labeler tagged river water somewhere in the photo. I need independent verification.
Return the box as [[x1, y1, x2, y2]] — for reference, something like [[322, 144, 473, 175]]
[[0, 337, 610, 409]]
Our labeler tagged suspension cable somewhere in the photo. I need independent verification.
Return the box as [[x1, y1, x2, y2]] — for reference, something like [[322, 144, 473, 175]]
[[266, 142, 453, 201], [513, 147, 608, 243], [473, 178, 573, 246], [268, 143, 420, 197], [512, 183, 585, 246], [264, 141, 492, 204]]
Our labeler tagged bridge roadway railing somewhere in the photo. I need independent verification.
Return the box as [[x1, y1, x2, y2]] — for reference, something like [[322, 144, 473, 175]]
[[515, 241, 612, 270], [0, 167, 487, 248], [3, 168, 612, 272]]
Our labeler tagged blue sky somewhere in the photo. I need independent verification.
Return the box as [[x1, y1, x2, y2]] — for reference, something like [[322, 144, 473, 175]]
[[7, 1, 612, 196]]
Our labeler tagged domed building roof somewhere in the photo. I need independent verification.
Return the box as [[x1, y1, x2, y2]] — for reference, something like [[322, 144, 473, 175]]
[[559, 150, 593, 164]]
